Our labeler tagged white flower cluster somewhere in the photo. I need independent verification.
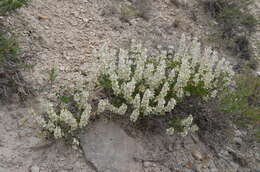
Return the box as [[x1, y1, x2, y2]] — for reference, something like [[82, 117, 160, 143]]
[[97, 99, 128, 115], [95, 34, 234, 125], [33, 89, 93, 140], [166, 115, 199, 137]]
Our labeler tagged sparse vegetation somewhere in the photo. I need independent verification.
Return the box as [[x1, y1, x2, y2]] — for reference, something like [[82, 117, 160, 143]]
[[48, 67, 58, 85], [120, 0, 150, 22], [218, 70, 260, 140], [0, 0, 31, 100], [0, 0, 28, 15], [33, 87, 92, 146], [203, 0, 259, 68], [120, 3, 143, 22]]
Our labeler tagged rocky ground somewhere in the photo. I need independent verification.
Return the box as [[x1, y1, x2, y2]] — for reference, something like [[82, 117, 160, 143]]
[[0, 0, 259, 171], [1, 99, 259, 172]]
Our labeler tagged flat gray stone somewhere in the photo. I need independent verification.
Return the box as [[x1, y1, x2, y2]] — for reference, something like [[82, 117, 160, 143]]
[[80, 121, 144, 172]]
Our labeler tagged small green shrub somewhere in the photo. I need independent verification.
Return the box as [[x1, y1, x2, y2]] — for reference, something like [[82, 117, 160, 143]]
[[33, 87, 93, 146], [211, 0, 257, 35], [0, 0, 28, 15], [48, 67, 58, 85], [0, 30, 19, 64], [218, 71, 260, 139], [0, 0, 31, 100], [0, 29, 31, 99], [203, 0, 259, 67], [119, 0, 151, 22], [120, 4, 142, 22]]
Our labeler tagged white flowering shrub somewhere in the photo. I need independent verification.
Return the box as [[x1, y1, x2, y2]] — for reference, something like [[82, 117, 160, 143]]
[[95, 34, 234, 135], [33, 87, 93, 145], [33, 34, 234, 141], [166, 115, 199, 137]]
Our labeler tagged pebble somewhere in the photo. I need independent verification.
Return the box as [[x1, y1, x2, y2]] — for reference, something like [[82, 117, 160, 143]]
[[234, 130, 242, 137], [143, 161, 156, 168], [191, 134, 199, 144], [234, 137, 243, 145], [38, 16, 49, 20], [192, 151, 203, 160]]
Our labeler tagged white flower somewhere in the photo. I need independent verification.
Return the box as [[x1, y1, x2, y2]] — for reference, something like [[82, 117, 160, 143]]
[[97, 99, 109, 113], [36, 116, 46, 127], [117, 103, 128, 115], [149, 60, 166, 88], [79, 103, 92, 128], [144, 63, 155, 80], [53, 126, 63, 139], [118, 49, 131, 80], [46, 121, 55, 132], [190, 37, 201, 69], [72, 138, 80, 150], [154, 98, 165, 114], [140, 89, 154, 115], [174, 34, 187, 62], [211, 90, 218, 98], [166, 127, 175, 135], [49, 111, 59, 122], [134, 50, 146, 81], [122, 78, 136, 101], [181, 114, 194, 127], [79, 91, 89, 108], [180, 130, 189, 137], [110, 73, 121, 95], [132, 94, 141, 109], [46, 102, 55, 115], [190, 124, 199, 132], [156, 81, 169, 100], [165, 98, 176, 112], [168, 69, 176, 81], [60, 109, 78, 130], [74, 92, 81, 103], [101, 103, 127, 115], [130, 109, 140, 122]]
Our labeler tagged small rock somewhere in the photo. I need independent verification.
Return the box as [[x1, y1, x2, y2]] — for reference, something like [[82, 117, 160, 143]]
[[218, 150, 230, 158], [80, 121, 143, 172], [234, 137, 243, 145], [194, 164, 203, 172], [143, 161, 156, 168], [208, 160, 218, 172], [191, 134, 199, 144], [256, 71, 260, 77], [38, 15, 49, 20], [229, 162, 239, 171], [168, 143, 174, 152], [192, 151, 203, 160], [185, 161, 193, 169], [82, 18, 89, 23], [183, 137, 195, 150], [234, 130, 242, 137], [30, 165, 40, 172]]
